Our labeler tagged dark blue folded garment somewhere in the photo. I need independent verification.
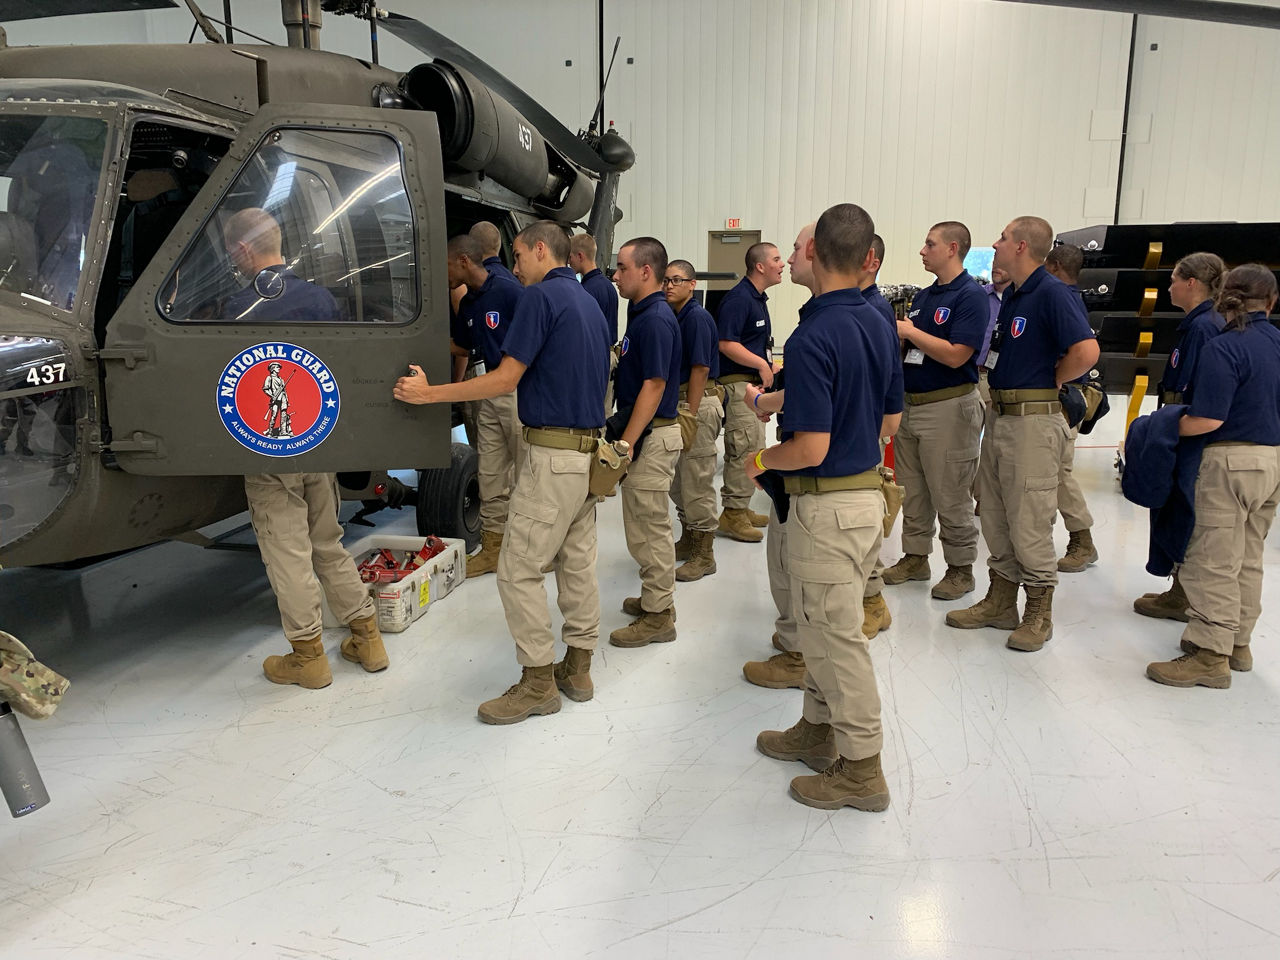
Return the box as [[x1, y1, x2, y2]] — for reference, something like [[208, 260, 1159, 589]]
[[1121, 403, 1205, 576]]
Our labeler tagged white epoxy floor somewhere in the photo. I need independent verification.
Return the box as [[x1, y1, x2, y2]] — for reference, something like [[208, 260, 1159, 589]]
[[2, 412, 1279, 959]]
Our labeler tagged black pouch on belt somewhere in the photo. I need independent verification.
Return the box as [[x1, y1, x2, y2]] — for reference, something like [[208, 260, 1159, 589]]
[[606, 405, 651, 457], [755, 469, 790, 524]]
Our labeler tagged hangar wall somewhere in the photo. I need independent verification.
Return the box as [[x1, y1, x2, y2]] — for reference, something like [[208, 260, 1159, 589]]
[[6, 1, 1277, 341]]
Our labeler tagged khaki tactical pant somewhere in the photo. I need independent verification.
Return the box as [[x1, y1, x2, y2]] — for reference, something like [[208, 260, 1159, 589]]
[[976, 408, 1069, 587], [895, 390, 982, 564], [622, 423, 683, 612], [671, 392, 724, 532], [721, 380, 765, 510], [791, 489, 885, 761], [460, 363, 480, 447], [1180, 444, 1280, 655], [245, 473, 375, 643], [1057, 423, 1093, 532], [497, 444, 600, 667], [477, 391, 525, 535], [767, 504, 798, 652], [977, 369, 991, 407]]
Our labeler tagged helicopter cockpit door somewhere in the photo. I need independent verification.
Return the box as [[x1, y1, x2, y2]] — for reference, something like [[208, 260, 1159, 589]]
[[102, 103, 449, 475]]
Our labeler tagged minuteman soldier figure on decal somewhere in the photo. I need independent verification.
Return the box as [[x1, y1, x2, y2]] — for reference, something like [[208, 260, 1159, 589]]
[[262, 361, 293, 438]]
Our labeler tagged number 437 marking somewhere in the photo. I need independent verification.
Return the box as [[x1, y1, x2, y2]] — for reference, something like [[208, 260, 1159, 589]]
[[26, 363, 67, 386]]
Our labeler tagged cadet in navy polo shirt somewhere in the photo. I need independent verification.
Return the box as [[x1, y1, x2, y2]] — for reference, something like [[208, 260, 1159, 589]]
[[394, 220, 611, 726], [610, 237, 684, 649], [1134, 252, 1229, 623], [861, 233, 897, 330], [716, 242, 785, 540], [663, 258, 723, 583], [749, 203, 902, 813], [1146, 264, 1280, 689], [947, 217, 1097, 653], [469, 220, 518, 285], [570, 233, 621, 344], [446, 233, 527, 579], [884, 222, 988, 602], [1044, 244, 1104, 575]]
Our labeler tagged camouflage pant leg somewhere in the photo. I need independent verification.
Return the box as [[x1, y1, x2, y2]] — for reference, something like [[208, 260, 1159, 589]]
[[0, 631, 70, 719]]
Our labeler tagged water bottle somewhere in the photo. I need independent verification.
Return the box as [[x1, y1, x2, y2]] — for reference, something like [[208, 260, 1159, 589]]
[[0, 702, 50, 818]]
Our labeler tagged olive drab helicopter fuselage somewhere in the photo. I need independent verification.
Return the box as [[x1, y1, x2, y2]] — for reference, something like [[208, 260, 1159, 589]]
[[0, 2, 633, 568]]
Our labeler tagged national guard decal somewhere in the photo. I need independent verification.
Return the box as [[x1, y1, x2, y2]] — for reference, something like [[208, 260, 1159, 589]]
[[485, 310, 500, 330], [216, 342, 340, 457], [933, 306, 950, 325], [1010, 316, 1028, 338]]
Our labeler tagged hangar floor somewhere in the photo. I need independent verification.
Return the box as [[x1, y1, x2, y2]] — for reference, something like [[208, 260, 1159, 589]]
[[2, 412, 1278, 960]]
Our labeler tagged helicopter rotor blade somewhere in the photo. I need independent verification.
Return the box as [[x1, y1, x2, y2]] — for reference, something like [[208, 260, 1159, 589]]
[[379, 11, 626, 176]]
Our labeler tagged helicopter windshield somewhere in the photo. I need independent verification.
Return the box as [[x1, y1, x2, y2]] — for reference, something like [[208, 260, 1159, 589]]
[[0, 114, 107, 312]]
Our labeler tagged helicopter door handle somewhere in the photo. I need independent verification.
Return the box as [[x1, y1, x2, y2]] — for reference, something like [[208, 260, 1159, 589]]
[[95, 345, 153, 370], [108, 433, 161, 455]]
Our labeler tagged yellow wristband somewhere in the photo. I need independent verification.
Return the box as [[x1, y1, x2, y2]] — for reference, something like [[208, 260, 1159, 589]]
[[754, 449, 767, 471]]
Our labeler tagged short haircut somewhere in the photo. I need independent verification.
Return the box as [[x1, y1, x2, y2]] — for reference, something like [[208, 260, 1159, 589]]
[[469, 220, 502, 258], [814, 203, 875, 274], [745, 241, 776, 274], [667, 258, 695, 280], [515, 220, 571, 263], [621, 236, 668, 278], [1009, 216, 1054, 262], [931, 220, 971, 260], [226, 207, 281, 258], [570, 233, 597, 262], [1045, 243, 1084, 283], [871, 234, 885, 263], [446, 233, 483, 262]]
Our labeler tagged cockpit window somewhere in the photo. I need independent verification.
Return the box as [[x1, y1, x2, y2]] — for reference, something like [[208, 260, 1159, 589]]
[[161, 128, 418, 325], [0, 116, 107, 312]]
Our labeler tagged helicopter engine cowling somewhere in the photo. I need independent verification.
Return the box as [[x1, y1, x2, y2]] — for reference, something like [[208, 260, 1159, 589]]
[[402, 60, 593, 221]]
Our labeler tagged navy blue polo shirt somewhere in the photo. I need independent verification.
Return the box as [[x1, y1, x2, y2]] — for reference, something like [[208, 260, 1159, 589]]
[[580, 268, 620, 344], [500, 267, 611, 428], [1162, 299, 1226, 401], [455, 270, 524, 369], [902, 270, 988, 392], [1188, 313, 1280, 445], [781, 287, 904, 478], [483, 255, 518, 286], [716, 277, 771, 377], [615, 290, 680, 420], [863, 283, 897, 330], [988, 266, 1095, 390], [675, 298, 720, 384], [223, 268, 339, 322]]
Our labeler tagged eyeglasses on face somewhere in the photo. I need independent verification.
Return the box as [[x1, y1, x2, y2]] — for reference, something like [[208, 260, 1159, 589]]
[[662, 277, 693, 286]]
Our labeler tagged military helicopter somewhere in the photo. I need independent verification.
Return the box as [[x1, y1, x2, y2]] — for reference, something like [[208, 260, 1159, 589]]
[[0, 0, 634, 567]]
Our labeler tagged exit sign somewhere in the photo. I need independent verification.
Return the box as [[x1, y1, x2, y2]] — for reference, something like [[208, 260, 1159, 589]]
[[725, 218, 741, 230]]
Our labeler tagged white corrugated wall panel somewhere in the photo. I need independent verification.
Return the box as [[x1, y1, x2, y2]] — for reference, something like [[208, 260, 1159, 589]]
[[606, 0, 1131, 340], [1120, 15, 1280, 226]]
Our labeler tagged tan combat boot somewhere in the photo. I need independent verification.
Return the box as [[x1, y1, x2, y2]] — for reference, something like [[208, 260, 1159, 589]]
[[1146, 648, 1231, 688], [477, 664, 562, 723], [340, 614, 389, 672], [675, 530, 717, 582], [610, 609, 677, 648], [862, 594, 892, 638], [1058, 529, 1099, 573], [1180, 638, 1252, 672], [747, 508, 770, 528], [931, 564, 975, 600], [756, 717, 837, 771], [1134, 575, 1190, 622], [743, 650, 805, 689], [945, 573, 1020, 629], [553, 646, 594, 701], [622, 597, 677, 621], [263, 636, 332, 689], [674, 525, 694, 562], [466, 529, 504, 579], [1007, 585, 1054, 651], [790, 753, 891, 811], [883, 553, 931, 585], [718, 508, 763, 543]]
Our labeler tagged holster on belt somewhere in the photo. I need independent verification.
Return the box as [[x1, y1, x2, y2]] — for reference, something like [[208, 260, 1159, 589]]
[[879, 466, 905, 539], [589, 438, 629, 497], [677, 402, 698, 450]]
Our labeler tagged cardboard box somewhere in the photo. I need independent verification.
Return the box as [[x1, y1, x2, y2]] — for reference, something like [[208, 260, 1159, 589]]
[[321, 535, 467, 633]]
